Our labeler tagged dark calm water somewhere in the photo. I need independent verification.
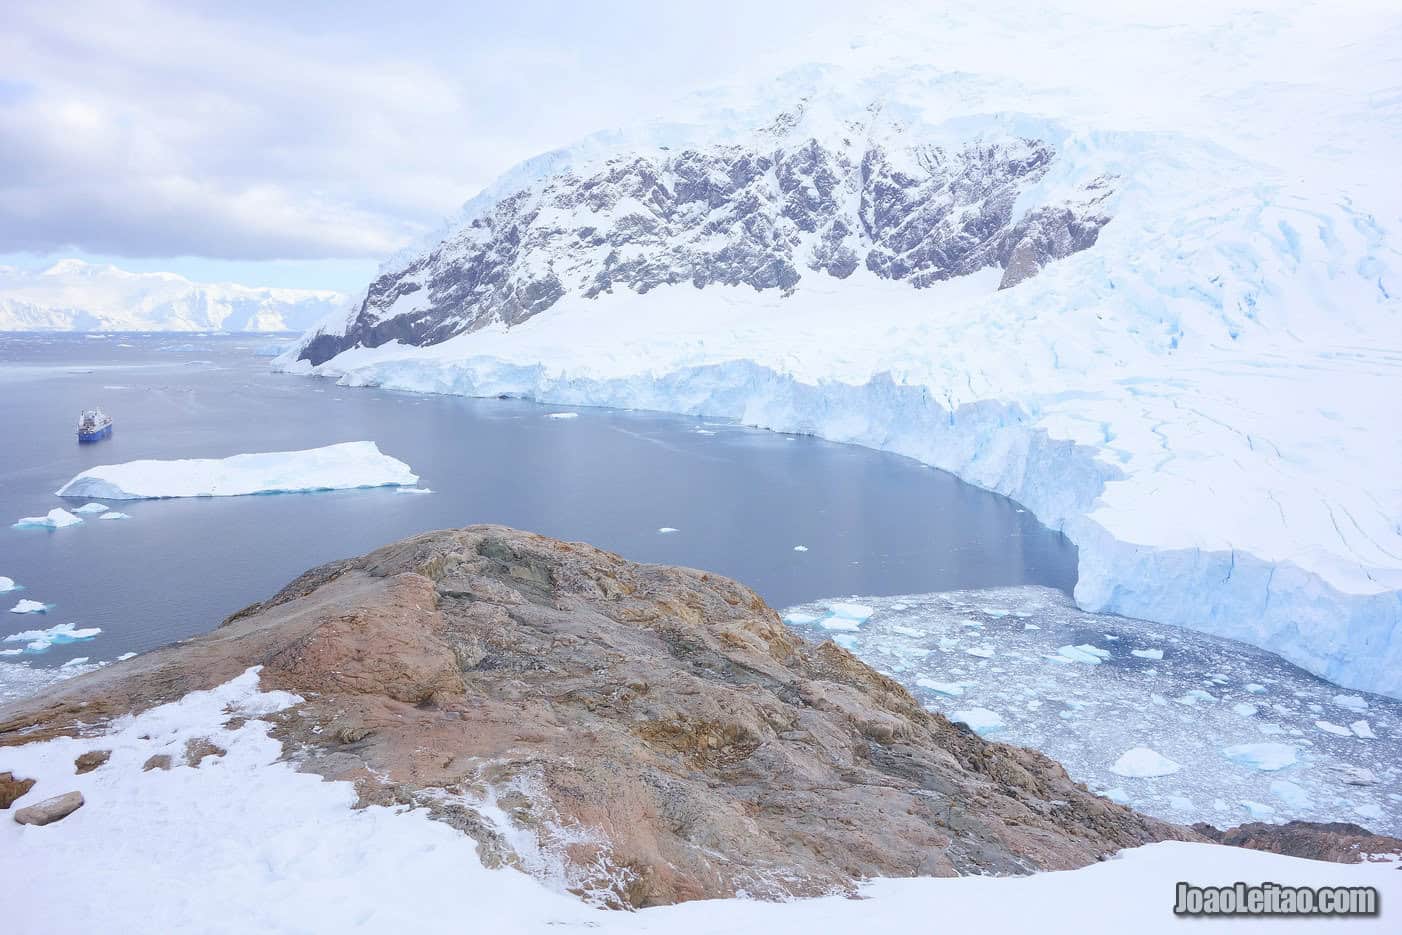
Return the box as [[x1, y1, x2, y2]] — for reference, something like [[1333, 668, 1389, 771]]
[[0, 332, 1075, 671]]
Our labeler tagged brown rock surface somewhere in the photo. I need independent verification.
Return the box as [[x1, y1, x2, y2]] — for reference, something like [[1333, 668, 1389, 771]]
[[142, 754, 173, 772], [13, 790, 84, 826], [1, 770, 36, 808], [0, 525, 1195, 907], [74, 749, 111, 774], [1192, 820, 1402, 864]]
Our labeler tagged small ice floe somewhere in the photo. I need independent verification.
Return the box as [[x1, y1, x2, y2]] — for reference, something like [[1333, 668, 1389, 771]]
[[1130, 648, 1164, 660], [1223, 742, 1298, 771], [0, 577, 18, 593], [891, 625, 925, 638], [1355, 803, 1383, 820], [9, 599, 49, 614], [1167, 794, 1194, 811], [1175, 689, 1217, 706], [1241, 800, 1276, 819], [938, 637, 959, 651], [73, 502, 109, 514], [60, 656, 89, 669], [98, 512, 131, 520], [3, 622, 101, 652], [1245, 683, 1267, 694], [1315, 720, 1353, 737], [979, 607, 1010, 618], [960, 619, 984, 629], [782, 612, 820, 625], [1055, 644, 1110, 665], [1103, 788, 1131, 804], [792, 545, 808, 552], [692, 428, 716, 436], [1232, 703, 1258, 717], [13, 508, 84, 529], [116, 652, 137, 661], [915, 678, 965, 697], [826, 602, 874, 624], [1332, 693, 1368, 712], [1334, 765, 1378, 787], [819, 617, 863, 633], [951, 707, 1004, 737], [545, 412, 578, 420], [832, 634, 859, 651], [1022, 622, 1040, 630], [395, 487, 433, 495], [1269, 780, 1313, 809], [965, 646, 995, 659], [1110, 746, 1181, 778], [1350, 720, 1376, 740], [657, 527, 679, 534]]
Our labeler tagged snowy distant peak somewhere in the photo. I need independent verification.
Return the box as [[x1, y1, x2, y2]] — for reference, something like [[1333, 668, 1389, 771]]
[[302, 112, 1111, 363], [0, 259, 347, 332]]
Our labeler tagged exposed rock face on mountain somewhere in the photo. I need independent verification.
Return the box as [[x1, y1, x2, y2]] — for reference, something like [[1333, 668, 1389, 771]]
[[300, 117, 1112, 364], [1192, 821, 1402, 864], [0, 526, 1185, 907]]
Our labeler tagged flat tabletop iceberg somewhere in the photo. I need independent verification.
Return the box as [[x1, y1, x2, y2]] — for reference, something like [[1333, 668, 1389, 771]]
[[55, 442, 417, 500]]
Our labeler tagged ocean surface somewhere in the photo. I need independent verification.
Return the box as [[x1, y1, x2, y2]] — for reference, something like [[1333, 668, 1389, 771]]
[[0, 332, 1075, 677]]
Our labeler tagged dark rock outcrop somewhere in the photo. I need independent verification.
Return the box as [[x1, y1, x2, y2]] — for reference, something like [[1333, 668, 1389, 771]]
[[0, 526, 1185, 907], [0, 771, 35, 808], [301, 117, 1113, 365], [73, 750, 110, 774], [1192, 820, 1402, 864]]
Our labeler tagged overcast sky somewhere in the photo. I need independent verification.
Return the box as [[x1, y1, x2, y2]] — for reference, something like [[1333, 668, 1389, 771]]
[[0, 0, 871, 290]]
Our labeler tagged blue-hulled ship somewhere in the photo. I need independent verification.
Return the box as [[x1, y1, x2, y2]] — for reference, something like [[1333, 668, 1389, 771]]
[[77, 408, 112, 443]]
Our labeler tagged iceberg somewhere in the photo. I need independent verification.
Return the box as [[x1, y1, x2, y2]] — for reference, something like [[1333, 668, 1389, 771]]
[[98, 512, 131, 520], [13, 508, 83, 529], [826, 602, 874, 623], [72, 502, 109, 514], [3, 622, 101, 652], [0, 577, 17, 593], [951, 707, 1005, 737], [1109, 746, 1181, 778], [54, 442, 417, 500], [1223, 742, 1298, 771], [9, 599, 50, 614]]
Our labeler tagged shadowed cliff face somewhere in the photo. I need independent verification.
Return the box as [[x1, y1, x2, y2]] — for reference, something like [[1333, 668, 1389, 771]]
[[0, 526, 1182, 908], [301, 123, 1112, 365]]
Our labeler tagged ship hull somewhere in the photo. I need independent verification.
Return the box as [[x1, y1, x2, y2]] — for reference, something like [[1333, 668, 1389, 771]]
[[77, 424, 112, 443]]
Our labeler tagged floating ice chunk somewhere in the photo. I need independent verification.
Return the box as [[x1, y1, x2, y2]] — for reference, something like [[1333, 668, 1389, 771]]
[[819, 617, 863, 633], [1245, 683, 1267, 694], [657, 527, 679, 534], [1232, 703, 1258, 717], [938, 637, 960, 652], [1167, 795, 1194, 811], [782, 612, 819, 625], [60, 656, 89, 668], [1223, 742, 1298, 771], [1269, 780, 1313, 810], [1355, 802, 1383, 820], [98, 512, 131, 520], [1130, 648, 1164, 660], [1103, 788, 1130, 805], [1257, 723, 1284, 735], [915, 678, 965, 697], [116, 652, 137, 661], [1022, 622, 1040, 630], [1334, 766, 1378, 786], [8, 599, 49, 614], [0, 648, 20, 656], [890, 603, 909, 611], [891, 626, 925, 638], [1349, 720, 1376, 740], [13, 508, 84, 529], [951, 707, 1004, 737], [960, 619, 984, 629], [1314, 720, 1353, 737], [979, 607, 1010, 618], [54, 442, 417, 499], [1241, 800, 1275, 819], [0, 577, 17, 593], [1332, 694, 1368, 712], [1110, 746, 1181, 778], [72, 502, 109, 514], [395, 487, 433, 495], [1175, 689, 1217, 706], [832, 634, 858, 651], [826, 602, 873, 623], [965, 646, 995, 659], [792, 545, 808, 552], [1056, 644, 1110, 665], [545, 412, 578, 420], [3, 622, 101, 651]]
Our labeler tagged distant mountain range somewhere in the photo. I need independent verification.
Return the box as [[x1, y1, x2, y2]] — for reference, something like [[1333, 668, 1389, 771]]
[[0, 259, 346, 332]]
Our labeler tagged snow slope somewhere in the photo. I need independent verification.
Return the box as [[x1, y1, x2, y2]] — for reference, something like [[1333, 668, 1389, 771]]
[[54, 442, 417, 499], [2, 668, 1396, 934], [282, 3, 1402, 698], [0, 259, 345, 332]]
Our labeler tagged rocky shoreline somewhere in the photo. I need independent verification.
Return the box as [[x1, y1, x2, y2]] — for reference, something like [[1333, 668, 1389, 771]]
[[2, 527, 1396, 908]]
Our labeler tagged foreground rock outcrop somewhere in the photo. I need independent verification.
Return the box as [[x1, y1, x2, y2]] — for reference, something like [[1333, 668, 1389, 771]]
[[0, 526, 1190, 907], [1192, 821, 1402, 865]]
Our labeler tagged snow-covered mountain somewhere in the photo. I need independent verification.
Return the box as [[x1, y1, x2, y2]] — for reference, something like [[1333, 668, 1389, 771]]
[[0, 260, 346, 332], [285, 4, 1402, 698]]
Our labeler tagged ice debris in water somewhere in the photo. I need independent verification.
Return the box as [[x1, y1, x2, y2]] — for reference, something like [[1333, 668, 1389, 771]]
[[0, 577, 19, 593], [1270, 780, 1313, 809], [13, 508, 83, 529], [545, 412, 578, 420], [395, 487, 434, 495], [72, 502, 109, 514], [951, 707, 1004, 737], [1333, 694, 1368, 712], [8, 600, 49, 614], [1131, 648, 1164, 660], [3, 622, 102, 652], [1223, 743, 1298, 771], [1315, 720, 1353, 737], [98, 512, 131, 520], [60, 656, 89, 669], [1055, 644, 1110, 664], [657, 527, 679, 534], [782, 612, 820, 625], [1241, 800, 1276, 819], [1232, 703, 1258, 717], [826, 602, 874, 623], [915, 678, 965, 697], [1176, 689, 1217, 706], [793, 545, 808, 552], [1110, 747, 1181, 778], [1351, 721, 1376, 740]]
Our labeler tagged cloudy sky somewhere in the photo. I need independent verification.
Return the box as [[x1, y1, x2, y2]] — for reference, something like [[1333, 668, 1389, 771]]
[[0, 0, 874, 291]]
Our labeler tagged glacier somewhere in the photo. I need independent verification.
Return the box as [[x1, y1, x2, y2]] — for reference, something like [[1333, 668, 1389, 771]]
[[54, 442, 417, 500], [277, 5, 1402, 698]]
